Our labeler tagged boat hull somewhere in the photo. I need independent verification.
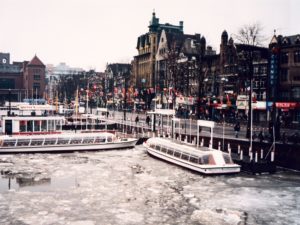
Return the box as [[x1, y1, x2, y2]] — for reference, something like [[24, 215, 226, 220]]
[[0, 139, 137, 154]]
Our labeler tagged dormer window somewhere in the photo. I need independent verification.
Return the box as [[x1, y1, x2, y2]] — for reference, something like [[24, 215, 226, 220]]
[[161, 37, 164, 43], [296, 36, 300, 45]]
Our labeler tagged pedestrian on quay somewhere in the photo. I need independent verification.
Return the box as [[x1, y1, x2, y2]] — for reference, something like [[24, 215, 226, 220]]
[[135, 115, 139, 125], [234, 122, 240, 138], [258, 131, 264, 143], [146, 115, 150, 127]]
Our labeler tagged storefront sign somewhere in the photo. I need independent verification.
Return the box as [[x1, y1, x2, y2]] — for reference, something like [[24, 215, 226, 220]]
[[276, 102, 300, 109]]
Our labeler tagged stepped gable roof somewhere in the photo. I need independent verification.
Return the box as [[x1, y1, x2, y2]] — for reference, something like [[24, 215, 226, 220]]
[[28, 55, 45, 67], [165, 32, 202, 57]]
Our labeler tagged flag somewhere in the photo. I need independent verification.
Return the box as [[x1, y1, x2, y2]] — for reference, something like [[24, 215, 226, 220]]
[[134, 88, 139, 97]]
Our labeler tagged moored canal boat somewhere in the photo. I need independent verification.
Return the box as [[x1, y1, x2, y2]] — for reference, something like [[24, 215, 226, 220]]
[[144, 137, 240, 174], [0, 132, 138, 153]]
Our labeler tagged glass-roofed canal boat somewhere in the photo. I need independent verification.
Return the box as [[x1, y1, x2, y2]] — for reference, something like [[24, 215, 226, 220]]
[[0, 132, 138, 153], [143, 119, 240, 175]]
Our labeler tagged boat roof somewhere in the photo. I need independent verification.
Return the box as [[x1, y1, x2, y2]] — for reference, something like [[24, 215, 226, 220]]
[[2, 116, 65, 121], [0, 132, 115, 140], [147, 109, 175, 116], [147, 137, 223, 157]]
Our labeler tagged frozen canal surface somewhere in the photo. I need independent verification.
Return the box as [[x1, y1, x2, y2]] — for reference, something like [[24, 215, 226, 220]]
[[0, 146, 299, 225]]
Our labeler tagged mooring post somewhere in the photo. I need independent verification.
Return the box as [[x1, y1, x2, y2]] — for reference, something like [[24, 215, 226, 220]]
[[271, 151, 275, 162]]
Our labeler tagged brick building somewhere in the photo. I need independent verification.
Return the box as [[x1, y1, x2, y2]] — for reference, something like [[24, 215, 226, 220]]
[[0, 53, 46, 104], [133, 12, 184, 89], [268, 34, 300, 123]]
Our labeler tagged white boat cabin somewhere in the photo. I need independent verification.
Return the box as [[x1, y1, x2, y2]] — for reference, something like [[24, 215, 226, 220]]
[[1, 116, 65, 135]]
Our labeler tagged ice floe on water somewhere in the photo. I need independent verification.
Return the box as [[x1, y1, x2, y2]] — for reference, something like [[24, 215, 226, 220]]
[[0, 146, 299, 225]]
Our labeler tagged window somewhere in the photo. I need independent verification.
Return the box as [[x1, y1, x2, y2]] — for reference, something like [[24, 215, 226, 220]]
[[280, 69, 288, 82], [0, 78, 15, 89], [174, 151, 181, 158], [161, 147, 167, 153], [167, 149, 174, 155], [181, 154, 189, 161], [34, 75, 41, 80], [294, 51, 300, 63], [281, 52, 289, 64], [292, 87, 300, 98]]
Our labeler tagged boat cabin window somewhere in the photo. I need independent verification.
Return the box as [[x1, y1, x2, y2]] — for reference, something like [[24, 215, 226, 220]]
[[41, 121, 47, 131], [174, 151, 181, 158], [155, 145, 161, 151], [2, 140, 16, 147], [16, 139, 30, 146], [34, 121, 40, 132], [31, 139, 44, 146], [223, 153, 233, 164], [202, 155, 209, 164], [161, 147, 167, 153], [95, 137, 106, 143], [107, 136, 112, 143], [44, 139, 57, 145], [82, 138, 95, 144], [202, 154, 215, 165], [167, 149, 174, 155], [181, 153, 189, 161], [189, 155, 199, 164], [70, 138, 82, 144], [20, 121, 26, 132], [57, 138, 69, 145]]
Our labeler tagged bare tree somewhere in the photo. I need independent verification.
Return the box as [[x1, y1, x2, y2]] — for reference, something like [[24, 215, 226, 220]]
[[234, 22, 267, 46]]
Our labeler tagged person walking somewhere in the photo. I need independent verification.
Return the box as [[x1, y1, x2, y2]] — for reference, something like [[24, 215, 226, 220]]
[[135, 115, 139, 125], [234, 122, 240, 138], [258, 131, 264, 143], [146, 115, 150, 127]]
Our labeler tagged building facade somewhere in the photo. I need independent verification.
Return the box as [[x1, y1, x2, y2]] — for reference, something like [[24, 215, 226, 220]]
[[0, 53, 46, 103], [133, 12, 184, 89], [268, 34, 300, 123], [105, 63, 131, 109]]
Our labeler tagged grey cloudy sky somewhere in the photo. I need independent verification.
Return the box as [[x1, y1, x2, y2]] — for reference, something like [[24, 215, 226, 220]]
[[0, 0, 298, 71]]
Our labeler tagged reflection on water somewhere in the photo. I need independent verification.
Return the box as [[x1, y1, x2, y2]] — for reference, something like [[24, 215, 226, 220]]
[[0, 173, 77, 192], [17, 177, 51, 187]]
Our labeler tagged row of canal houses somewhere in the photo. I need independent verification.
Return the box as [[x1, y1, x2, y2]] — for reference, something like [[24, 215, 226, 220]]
[[105, 12, 300, 124]]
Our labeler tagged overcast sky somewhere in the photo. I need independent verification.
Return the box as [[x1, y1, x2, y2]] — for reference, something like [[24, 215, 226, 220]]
[[0, 0, 298, 71]]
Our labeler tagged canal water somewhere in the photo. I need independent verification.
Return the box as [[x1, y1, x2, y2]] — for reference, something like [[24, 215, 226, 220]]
[[0, 146, 299, 225]]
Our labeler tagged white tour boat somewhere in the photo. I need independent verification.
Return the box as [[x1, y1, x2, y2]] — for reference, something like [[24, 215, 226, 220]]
[[0, 132, 138, 153], [144, 138, 240, 174], [143, 119, 240, 174]]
